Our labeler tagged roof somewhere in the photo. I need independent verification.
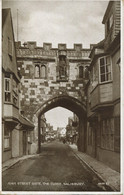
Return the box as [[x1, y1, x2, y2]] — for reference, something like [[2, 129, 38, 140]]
[[94, 39, 105, 49], [102, 1, 113, 24], [89, 39, 104, 58], [2, 8, 10, 27]]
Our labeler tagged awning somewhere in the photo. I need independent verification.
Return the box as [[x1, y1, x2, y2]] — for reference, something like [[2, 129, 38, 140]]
[[3, 115, 34, 131], [18, 115, 34, 130]]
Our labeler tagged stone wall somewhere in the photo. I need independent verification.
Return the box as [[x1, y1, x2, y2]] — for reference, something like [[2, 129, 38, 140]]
[[16, 42, 91, 122]]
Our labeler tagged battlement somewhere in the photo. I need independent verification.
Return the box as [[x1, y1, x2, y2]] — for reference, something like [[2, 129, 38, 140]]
[[15, 41, 94, 50], [15, 41, 94, 59]]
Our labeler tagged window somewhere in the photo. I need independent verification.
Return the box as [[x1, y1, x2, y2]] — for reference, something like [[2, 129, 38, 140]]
[[35, 64, 47, 78], [13, 92, 18, 106], [91, 64, 98, 90], [12, 79, 18, 106], [110, 14, 113, 28], [4, 78, 11, 102], [101, 118, 114, 150], [27, 131, 31, 142], [8, 38, 13, 57], [79, 66, 83, 78], [106, 14, 113, 34], [40, 65, 46, 78], [35, 65, 40, 78], [84, 66, 89, 79], [4, 124, 11, 149], [99, 56, 112, 83]]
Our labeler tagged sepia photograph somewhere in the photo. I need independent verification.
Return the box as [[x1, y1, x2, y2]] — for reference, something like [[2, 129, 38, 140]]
[[1, 0, 122, 193]]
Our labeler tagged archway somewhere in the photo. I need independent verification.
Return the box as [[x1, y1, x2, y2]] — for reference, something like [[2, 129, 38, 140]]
[[34, 95, 87, 153]]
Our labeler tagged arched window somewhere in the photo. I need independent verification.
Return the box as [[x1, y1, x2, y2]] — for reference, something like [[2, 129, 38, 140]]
[[79, 66, 83, 78], [40, 65, 46, 78], [35, 65, 40, 78]]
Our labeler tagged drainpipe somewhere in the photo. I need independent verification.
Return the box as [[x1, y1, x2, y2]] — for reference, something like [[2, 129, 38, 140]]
[[38, 116, 41, 153]]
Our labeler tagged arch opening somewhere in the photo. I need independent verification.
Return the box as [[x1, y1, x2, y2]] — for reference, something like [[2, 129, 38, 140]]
[[34, 95, 87, 153]]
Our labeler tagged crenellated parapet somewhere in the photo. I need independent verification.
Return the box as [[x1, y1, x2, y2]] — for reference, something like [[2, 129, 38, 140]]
[[15, 41, 93, 60]]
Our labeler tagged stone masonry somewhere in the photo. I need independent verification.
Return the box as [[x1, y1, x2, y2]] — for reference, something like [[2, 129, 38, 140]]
[[15, 42, 92, 145]]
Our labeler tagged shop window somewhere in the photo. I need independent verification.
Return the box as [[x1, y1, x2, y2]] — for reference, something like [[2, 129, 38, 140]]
[[101, 118, 114, 151], [35, 65, 40, 78], [4, 124, 11, 149], [79, 66, 83, 78], [4, 78, 11, 102], [99, 56, 112, 83], [40, 65, 46, 78]]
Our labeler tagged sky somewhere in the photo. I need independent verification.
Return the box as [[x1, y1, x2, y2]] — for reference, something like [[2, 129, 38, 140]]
[[2, 0, 109, 48], [45, 107, 73, 130], [2, 0, 109, 129]]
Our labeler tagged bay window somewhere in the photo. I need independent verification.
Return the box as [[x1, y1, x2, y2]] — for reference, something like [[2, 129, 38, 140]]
[[99, 56, 112, 83], [4, 78, 11, 102], [12, 79, 18, 106]]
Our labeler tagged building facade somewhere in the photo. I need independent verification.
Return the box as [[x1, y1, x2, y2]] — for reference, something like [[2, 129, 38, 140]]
[[2, 9, 34, 162], [40, 114, 47, 143], [15, 41, 91, 152], [15, 41, 91, 122], [85, 1, 120, 172], [66, 114, 79, 144]]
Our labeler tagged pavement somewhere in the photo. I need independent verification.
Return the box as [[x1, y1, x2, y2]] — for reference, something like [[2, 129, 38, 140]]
[[68, 143, 120, 192], [2, 142, 120, 191], [2, 153, 39, 172]]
